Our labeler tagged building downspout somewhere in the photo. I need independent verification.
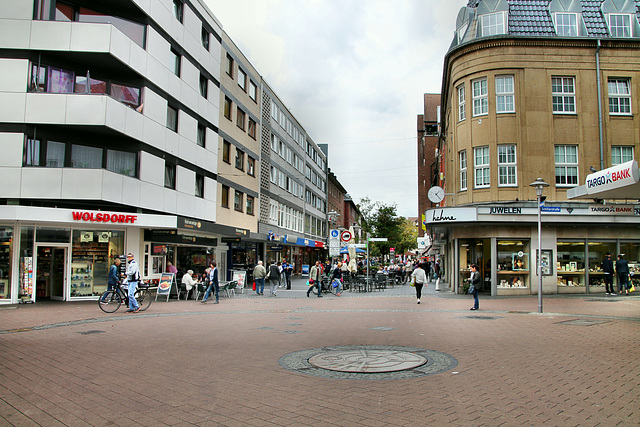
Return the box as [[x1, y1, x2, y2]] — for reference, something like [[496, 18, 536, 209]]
[[596, 39, 604, 171]]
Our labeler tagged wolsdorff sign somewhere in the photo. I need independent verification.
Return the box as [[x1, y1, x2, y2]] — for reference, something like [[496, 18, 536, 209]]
[[72, 211, 138, 224]]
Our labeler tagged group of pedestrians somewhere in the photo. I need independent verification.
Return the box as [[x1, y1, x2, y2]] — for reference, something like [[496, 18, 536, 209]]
[[252, 259, 293, 297], [602, 252, 634, 295]]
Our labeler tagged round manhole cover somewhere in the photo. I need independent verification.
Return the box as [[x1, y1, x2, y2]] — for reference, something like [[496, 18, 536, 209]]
[[308, 350, 427, 373]]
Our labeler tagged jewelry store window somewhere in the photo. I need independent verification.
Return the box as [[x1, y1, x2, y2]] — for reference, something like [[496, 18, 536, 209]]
[[620, 241, 640, 289], [459, 239, 490, 293], [71, 230, 124, 298], [587, 241, 616, 292], [497, 240, 530, 291], [557, 240, 585, 292]]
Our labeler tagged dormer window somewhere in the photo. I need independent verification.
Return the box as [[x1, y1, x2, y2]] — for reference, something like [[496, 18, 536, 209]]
[[481, 12, 506, 36], [457, 22, 469, 43], [554, 13, 578, 36], [607, 14, 632, 37]]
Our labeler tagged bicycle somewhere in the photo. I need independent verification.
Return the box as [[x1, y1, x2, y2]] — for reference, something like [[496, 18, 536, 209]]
[[98, 281, 152, 313], [307, 277, 343, 296]]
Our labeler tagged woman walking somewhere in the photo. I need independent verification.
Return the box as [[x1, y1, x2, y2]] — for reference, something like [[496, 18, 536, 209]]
[[469, 264, 481, 310], [411, 262, 427, 304], [268, 260, 281, 297]]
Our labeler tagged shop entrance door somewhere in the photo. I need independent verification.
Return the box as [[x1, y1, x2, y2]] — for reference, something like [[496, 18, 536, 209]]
[[36, 246, 67, 301]]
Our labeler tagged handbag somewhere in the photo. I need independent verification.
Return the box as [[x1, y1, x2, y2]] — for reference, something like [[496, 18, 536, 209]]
[[252, 281, 256, 291], [468, 284, 475, 294]]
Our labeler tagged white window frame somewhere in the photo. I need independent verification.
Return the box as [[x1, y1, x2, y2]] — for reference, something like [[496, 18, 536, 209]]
[[481, 12, 506, 36], [554, 13, 578, 37], [472, 78, 488, 117], [474, 146, 490, 188], [611, 146, 634, 165], [457, 22, 468, 43], [458, 84, 466, 121], [495, 75, 515, 113], [498, 145, 517, 187], [607, 14, 632, 38], [460, 150, 467, 191], [238, 68, 247, 91], [270, 134, 278, 152], [552, 76, 576, 114], [608, 78, 631, 115], [555, 145, 579, 187]]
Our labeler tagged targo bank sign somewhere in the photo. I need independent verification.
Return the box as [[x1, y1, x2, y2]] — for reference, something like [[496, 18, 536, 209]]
[[585, 160, 639, 195]]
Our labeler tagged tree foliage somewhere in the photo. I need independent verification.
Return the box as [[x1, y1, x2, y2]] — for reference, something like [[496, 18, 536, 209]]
[[356, 197, 415, 259]]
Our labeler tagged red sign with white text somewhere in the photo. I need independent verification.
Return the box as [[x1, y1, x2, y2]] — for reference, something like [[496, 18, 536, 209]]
[[72, 211, 138, 224]]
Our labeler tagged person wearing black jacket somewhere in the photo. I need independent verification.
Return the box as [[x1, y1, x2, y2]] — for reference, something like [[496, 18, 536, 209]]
[[331, 262, 343, 296], [616, 254, 630, 295], [602, 252, 615, 295], [469, 264, 481, 310], [268, 261, 281, 297]]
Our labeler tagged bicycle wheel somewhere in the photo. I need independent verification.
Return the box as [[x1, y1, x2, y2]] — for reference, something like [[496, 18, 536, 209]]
[[98, 291, 122, 313], [308, 283, 319, 296], [135, 289, 152, 311]]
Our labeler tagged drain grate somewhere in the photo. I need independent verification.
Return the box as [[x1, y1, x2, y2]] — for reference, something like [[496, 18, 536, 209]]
[[556, 319, 609, 326], [78, 330, 105, 335]]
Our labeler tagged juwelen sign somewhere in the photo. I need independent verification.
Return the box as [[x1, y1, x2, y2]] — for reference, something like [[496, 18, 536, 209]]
[[585, 160, 639, 195], [72, 211, 138, 224]]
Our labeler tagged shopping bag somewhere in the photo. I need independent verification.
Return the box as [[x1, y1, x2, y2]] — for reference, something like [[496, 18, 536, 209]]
[[630, 285, 635, 293], [252, 281, 256, 291]]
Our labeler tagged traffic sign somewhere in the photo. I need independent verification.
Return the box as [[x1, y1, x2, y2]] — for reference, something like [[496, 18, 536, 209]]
[[340, 230, 352, 242], [369, 237, 388, 242], [352, 244, 366, 248]]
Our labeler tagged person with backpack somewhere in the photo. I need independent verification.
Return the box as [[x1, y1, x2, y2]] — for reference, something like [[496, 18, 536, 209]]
[[124, 253, 140, 313]]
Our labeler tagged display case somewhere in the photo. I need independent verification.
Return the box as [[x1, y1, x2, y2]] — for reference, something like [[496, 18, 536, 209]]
[[557, 241, 586, 293], [71, 244, 108, 297], [497, 250, 530, 293], [630, 263, 640, 289]]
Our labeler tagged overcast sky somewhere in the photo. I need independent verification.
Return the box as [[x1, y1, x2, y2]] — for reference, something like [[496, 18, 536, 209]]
[[204, 0, 467, 218]]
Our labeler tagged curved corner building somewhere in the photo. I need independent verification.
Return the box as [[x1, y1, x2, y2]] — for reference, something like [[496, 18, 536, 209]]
[[428, 0, 640, 295]]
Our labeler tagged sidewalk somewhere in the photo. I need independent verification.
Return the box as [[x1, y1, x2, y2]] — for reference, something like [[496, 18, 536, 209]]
[[1, 276, 639, 426]]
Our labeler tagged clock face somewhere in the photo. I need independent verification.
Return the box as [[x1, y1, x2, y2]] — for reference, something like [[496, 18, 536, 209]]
[[428, 186, 445, 203]]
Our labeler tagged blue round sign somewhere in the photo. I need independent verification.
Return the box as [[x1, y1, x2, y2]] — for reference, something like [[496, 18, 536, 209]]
[[331, 230, 339, 238]]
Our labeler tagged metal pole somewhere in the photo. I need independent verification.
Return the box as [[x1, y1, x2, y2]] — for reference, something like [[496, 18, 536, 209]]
[[366, 233, 369, 288], [537, 194, 543, 313]]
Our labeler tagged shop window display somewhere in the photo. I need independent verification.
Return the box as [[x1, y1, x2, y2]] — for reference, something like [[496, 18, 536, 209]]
[[557, 240, 585, 289], [586, 241, 616, 291], [0, 227, 13, 300], [620, 241, 640, 289], [71, 230, 124, 298], [497, 240, 530, 289]]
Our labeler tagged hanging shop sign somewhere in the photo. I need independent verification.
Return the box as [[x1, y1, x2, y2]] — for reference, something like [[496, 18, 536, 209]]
[[585, 160, 639, 195]]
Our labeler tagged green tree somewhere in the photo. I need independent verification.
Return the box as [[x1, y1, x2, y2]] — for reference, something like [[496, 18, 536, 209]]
[[357, 198, 406, 260]]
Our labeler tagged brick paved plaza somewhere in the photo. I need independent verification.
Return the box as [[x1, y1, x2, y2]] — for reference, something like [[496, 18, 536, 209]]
[[1, 280, 639, 426]]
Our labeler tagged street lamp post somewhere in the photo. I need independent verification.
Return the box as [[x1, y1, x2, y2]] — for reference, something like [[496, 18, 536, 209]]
[[529, 178, 549, 313]]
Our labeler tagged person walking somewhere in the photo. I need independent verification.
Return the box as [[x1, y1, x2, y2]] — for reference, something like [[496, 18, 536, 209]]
[[201, 261, 219, 304], [277, 261, 283, 288], [602, 252, 615, 295], [307, 260, 323, 297], [253, 261, 266, 295], [268, 260, 281, 296], [124, 253, 140, 313], [616, 254, 630, 295], [331, 261, 343, 296], [283, 260, 293, 289], [469, 264, 481, 310], [411, 262, 427, 304], [434, 260, 441, 290], [101, 257, 121, 303]]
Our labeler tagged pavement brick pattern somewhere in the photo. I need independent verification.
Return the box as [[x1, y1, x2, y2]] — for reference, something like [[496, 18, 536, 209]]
[[1, 278, 639, 426]]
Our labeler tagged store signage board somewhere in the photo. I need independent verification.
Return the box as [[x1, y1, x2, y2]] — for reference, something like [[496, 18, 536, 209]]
[[585, 160, 639, 195], [425, 208, 477, 223], [231, 270, 246, 291], [156, 272, 174, 302], [588, 205, 635, 215]]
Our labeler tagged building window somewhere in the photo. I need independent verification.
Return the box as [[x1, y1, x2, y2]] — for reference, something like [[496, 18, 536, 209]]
[[236, 108, 246, 130], [166, 106, 178, 132], [249, 80, 257, 101], [474, 146, 490, 188], [481, 12, 506, 36], [195, 174, 204, 198], [221, 185, 229, 208], [226, 53, 234, 77], [247, 157, 255, 176], [457, 22, 468, 43], [197, 124, 206, 147], [248, 118, 257, 139], [235, 148, 244, 170], [106, 149, 136, 177], [554, 13, 578, 36], [460, 150, 467, 191], [608, 14, 632, 37], [172, 0, 183, 23], [495, 75, 515, 113], [234, 190, 243, 212], [270, 134, 278, 152], [170, 48, 181, 76], [552, 77, 575, 113], [498, 145, 517, 186], [458, 85, 466, 121], [199, 74, 208, 98], [246, 195, 255, 215], [222, 140, 231, 163], [46, 141, 65, 167], [71, 144, 102, 169], [611, 146, 634, 165], [238, 68, 247, 91], [23, 137, 40, 166], [165, 163, 176, 189], [472, 78, 488, 116], [608, 78, 631, 115], [224, 97, 232, 120], [555, 145, 578, 186], [201, 26, 210, 50]]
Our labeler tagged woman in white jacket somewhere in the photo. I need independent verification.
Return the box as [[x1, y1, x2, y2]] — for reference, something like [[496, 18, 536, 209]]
[[411, 262, 428, 304]]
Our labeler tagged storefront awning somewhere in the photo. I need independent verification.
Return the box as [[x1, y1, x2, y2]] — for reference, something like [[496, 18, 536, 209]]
[[568, 160, 640, 200]]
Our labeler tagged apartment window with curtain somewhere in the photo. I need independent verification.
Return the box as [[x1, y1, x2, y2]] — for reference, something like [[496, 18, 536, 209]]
[[458, 85, 466, 121], [608, 78, 631, 115], [247, 157, 255, 176], [172, 0, 183, 23], [222, 140, 231, 163], [249, 81, 257, 102], [164, 163, 176, 189], [495, 75, 514, 113], [201, 26, 210, 50], [552, 77, 575, 113], [238, 68, 247, 91], [224, 97, 232, 120], [236, 108, 245, 130], [460, 150, 467, 191], [199, 74, 208, 98], [234, 190, 243, 212], [472, 78, 488, 116], [555, 145, 578, 186], [226, 53, 234, 77], [221, 185, 229, 208], [248, 118, 256, 139], [235, 148, 244, 171], [106, 149, 136, 177], [611, 146, 634, 165], [608, 14, 632, 37], [166, 106, 178, 132], [554, 13, 578, 36], [195, 174, 204, 198], [246, 195, 255, 215], [498, 145, 517, 186], [71, 145, 102, 169], [170, 48, 181, 76], [197, 124, 206, 147], [474, 146, 490, 188]]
